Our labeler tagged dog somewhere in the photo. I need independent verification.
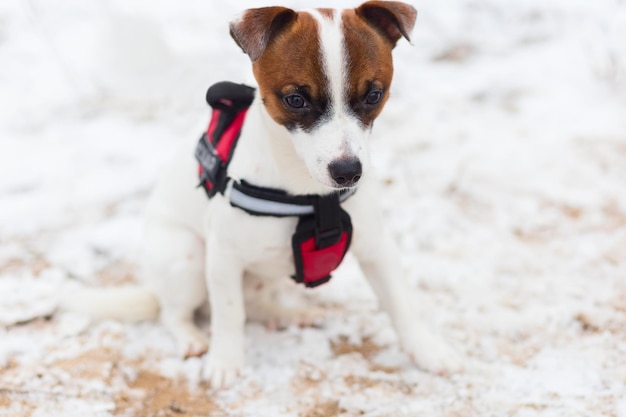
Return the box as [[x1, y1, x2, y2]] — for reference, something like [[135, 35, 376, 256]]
[[64, 1, 461, 388]]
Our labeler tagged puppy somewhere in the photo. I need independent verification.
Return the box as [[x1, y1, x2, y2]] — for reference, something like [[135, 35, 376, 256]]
[[66, 1, 461, 388]]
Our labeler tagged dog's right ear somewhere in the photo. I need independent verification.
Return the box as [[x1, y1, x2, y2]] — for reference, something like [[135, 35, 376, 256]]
[[356, 1, 417, 46], [230, 7, 297, 62]]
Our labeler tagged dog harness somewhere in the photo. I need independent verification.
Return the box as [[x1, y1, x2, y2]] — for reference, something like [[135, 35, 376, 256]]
[[195, 81, 355, 288]]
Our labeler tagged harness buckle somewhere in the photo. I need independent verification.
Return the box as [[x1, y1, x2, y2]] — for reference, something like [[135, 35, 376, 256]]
[[315, 226, 342, 248], [195, 133, 228, 197]]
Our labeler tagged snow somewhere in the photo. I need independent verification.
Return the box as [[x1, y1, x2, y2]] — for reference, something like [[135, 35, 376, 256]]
[[1, 0, 626, 416]]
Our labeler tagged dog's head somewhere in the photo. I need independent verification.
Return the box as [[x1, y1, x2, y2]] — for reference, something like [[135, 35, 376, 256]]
[[230, 1, 416, 190]]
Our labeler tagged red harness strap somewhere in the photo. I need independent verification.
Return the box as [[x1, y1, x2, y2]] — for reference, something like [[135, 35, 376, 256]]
[[196, 81, 354, 288], [196, 82, 255, 197], [207, 110, 248, 162], [295, 234, 350, 285]]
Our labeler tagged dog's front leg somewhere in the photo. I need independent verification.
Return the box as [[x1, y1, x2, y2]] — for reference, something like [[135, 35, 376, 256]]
[[353, 232, 463, 375], [350, 198, 462, 375], [203, 232, 246, 388]]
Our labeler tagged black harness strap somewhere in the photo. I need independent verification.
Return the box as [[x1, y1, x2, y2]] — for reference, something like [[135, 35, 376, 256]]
[[229, 180, 356, 217]]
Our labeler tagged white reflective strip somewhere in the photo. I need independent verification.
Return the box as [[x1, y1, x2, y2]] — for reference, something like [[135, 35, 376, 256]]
[[228, 181, 357, 217], [229, 187, 315, 216]]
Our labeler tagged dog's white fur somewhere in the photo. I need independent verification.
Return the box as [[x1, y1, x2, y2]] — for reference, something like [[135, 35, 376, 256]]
[[291, 9, 371, 189], [64, 3, 461, 388]]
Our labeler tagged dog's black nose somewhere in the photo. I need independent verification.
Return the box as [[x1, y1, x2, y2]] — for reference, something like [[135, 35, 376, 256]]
[[328, 159, 362, 187]]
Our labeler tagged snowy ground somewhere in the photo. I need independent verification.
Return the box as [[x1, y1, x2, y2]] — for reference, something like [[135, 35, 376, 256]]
[[1, 0, 626, 416]]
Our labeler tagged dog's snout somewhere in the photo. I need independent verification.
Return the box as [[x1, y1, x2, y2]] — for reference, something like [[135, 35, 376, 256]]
[[328, 159, 362, 187]]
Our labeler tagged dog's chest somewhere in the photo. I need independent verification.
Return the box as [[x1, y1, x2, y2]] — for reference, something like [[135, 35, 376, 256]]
[[245, 216, 298, 276], [208, 200, 299, 277], [249, 222, 300, 278]]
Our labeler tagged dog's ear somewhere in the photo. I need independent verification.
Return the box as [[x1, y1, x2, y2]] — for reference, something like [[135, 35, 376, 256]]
[[356, 1, 417, 46], [230, 7, 297, 62]]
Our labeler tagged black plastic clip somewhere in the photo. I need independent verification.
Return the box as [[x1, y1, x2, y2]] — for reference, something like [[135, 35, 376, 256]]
[[195, 133, 227, 198]]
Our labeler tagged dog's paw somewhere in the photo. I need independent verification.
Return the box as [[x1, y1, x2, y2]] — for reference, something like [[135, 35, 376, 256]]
[[202, 350, 244, 389], [403, 331, 464, 377], [162, 314, 210, 359], [181, 335, 209, 359], [171, 327, 209, 359]]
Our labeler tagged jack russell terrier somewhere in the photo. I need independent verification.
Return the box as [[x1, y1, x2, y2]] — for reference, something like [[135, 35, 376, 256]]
[[65, 1, 461, 388]]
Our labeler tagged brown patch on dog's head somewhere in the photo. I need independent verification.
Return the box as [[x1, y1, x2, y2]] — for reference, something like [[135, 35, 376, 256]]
[[343, 2, 417, 127], [342, 9, 394, 128], [253, 12, 329, 132], [231, 9, 327, 132]]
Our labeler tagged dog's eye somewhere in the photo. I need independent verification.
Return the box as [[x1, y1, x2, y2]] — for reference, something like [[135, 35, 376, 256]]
[[366, 90, 383, 105], [284, 94, 308, 109]]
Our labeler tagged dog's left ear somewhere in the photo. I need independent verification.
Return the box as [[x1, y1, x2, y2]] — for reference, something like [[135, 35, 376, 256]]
[[230, 7, 297, 61], [356, 1, 417, 46]]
